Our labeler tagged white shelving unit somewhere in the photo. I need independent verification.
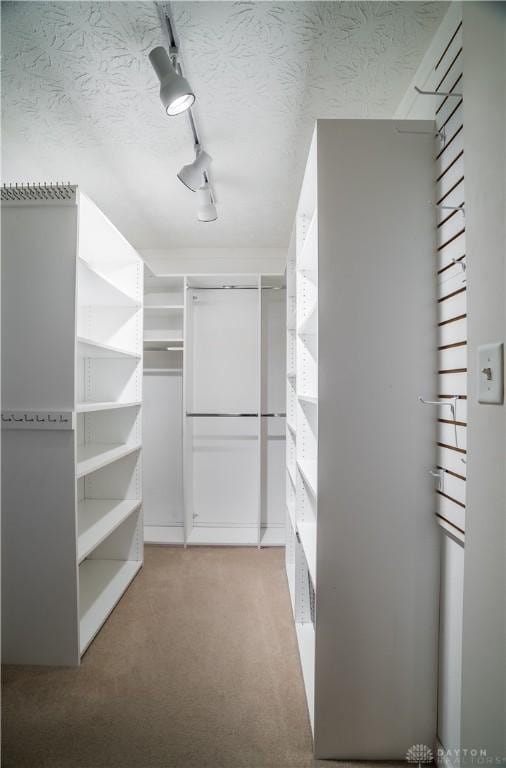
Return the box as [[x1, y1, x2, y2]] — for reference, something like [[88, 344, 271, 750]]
[[142, 270, 287, 547], [1, 184, 144, 666], [142, 271, 185, 545], [285, 122, 440, 758]]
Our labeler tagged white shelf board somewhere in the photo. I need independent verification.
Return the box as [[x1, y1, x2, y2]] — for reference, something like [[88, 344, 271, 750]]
[[286, 420, 297, 437], [77, 337, 141, 360], [79, 559, 142, 654], [76, 401, 141, 413], [287, 500, 296, 531], [299, 211, 317, 271], [298, 394, 318, 405], [77, 258, 140, 308], [297, 458, 317, 497], [76, 442, 141, 479], [260, 527, 285, 547], [143, 332, 183, 342], [297, 305, 317, 337], [297, 521, 317, 585], [144, 305, 184, 312], [78, 499, 141, 563], [295, 622, 315, 735], [187, 527, 258, 546], [144, 525, 185, 545], [297, 268, 317, 285]]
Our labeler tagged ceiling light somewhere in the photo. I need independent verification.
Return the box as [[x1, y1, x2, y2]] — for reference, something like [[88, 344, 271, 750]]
[[148, 46, 195, 116], [197, 183, 218, 223], [177, 147, 212, 192]]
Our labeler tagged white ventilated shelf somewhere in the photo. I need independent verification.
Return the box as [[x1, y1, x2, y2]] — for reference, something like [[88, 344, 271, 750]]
[[77, 337, 141, 360], [295, 622, 315, 734], [297, 459, 317, 497], [79, 559, 142, 654], [77, 258, 141, 308], [76, 442, 141, 479], [78, 499, 141, 563], [297, 521, 317, 585], [76, 401, 141, 413]]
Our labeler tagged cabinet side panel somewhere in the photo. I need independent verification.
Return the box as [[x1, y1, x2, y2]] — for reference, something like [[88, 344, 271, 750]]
[[2, 430, 78, 664], [315, 120, 439, 758], [1, 202, 78, 665], [2, 204, 77, 409]]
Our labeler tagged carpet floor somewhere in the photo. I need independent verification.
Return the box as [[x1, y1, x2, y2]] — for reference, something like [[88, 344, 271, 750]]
[[2, 546, 398, 768]]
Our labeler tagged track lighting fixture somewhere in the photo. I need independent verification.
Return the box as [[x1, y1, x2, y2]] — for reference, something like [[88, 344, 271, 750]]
[[177, 146, 212, 192], [197, 182, 218, 223], [152, 2, 218, 221], [148, 46, 195, 116]]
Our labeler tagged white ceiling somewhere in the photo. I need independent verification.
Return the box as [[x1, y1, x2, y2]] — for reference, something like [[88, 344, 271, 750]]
[[2, 1, 447, 250]]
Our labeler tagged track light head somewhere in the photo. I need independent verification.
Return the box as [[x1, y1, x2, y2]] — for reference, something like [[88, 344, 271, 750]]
[[148, 46, 195, 116], [197, 182, 218, 223], [177, 147, 212, 192]]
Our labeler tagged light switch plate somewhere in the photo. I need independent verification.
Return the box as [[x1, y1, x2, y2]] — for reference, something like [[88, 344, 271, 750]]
[[478, 342, 504, 404]]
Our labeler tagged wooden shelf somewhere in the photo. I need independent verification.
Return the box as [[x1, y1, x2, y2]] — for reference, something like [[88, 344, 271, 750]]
[[76, 401, 141, 413], [76, 442, 141, 478], [297, 458, 317, 496], [78, 499, 141, 563], [297, 521, 317, 585], [77, 258, 140, 308], [79, 559, 142, 654], [77, 337, 141, 360]]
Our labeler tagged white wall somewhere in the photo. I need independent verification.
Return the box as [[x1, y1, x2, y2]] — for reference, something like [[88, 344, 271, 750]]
[[140, 247, 286, 276], [460, 3, 506, 761]]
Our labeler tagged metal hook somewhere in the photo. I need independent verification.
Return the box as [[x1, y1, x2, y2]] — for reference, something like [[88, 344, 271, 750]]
[[415, 85, 462, 98]]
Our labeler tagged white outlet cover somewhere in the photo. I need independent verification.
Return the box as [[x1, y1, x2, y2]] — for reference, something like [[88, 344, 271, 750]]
[[478, 342, 504, 404]]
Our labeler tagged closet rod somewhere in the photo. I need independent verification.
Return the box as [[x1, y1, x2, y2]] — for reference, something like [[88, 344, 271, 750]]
[[186, 286, 284, 291], [185, 412, 286, 417]]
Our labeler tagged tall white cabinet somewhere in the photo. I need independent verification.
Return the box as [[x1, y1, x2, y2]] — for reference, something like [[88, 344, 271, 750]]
[[1, 184, 144, 666], [142, 273, 286, 547], [285, 121, 440, 758]]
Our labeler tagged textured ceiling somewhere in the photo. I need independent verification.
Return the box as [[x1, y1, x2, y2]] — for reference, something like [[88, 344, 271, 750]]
[[1, 1, 447, 249]]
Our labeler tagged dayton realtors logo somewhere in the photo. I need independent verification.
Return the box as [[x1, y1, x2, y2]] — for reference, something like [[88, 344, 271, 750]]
[[406, 744, 434, 768]]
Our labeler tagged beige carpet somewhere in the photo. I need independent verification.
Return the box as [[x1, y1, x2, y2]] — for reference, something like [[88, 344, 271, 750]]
[[2, 546, 397, 768]]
